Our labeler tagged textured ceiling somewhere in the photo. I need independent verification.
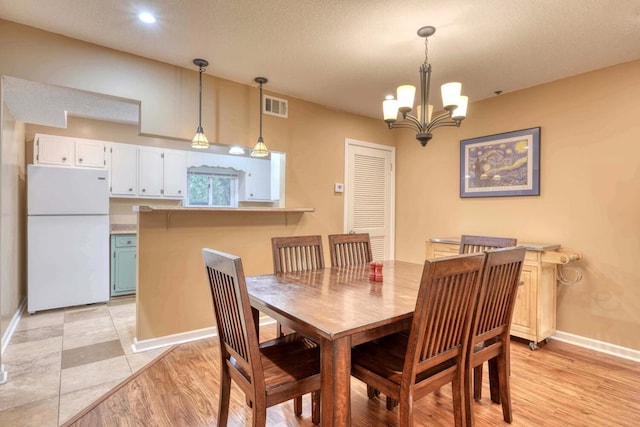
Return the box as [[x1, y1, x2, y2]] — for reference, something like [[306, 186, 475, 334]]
[[1, 0, 640, 122]]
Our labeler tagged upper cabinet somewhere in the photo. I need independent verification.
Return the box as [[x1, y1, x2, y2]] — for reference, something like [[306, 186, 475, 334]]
[[163, 150, 187, 198], [34, 134, 106, 168], [138, 147, 163, 197], [110, 144, 186, 200], [242, 157, 272, 201], [109, 144, 138, 197]]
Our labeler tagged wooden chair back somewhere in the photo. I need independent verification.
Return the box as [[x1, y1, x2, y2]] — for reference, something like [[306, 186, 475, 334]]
[[466, 246, 526, 426], [271, 235, 325, 273], [202, 248, 264, 390], [405, 253, 485, 396], [328, 233, 373, 267], [459, 235, 517, 254]]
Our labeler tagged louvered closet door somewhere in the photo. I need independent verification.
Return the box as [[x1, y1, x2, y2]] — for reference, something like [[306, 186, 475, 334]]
[[345, 139, 395, 261]]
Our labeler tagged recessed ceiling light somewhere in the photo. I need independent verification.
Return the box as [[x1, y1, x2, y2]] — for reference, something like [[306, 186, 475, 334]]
[[229, 146, 245, 155], [138, 12, 156, 24]]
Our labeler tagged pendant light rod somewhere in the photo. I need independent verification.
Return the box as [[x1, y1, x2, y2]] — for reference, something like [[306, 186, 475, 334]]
[[251, 77, 269, 157], [192, 58, 209, 149]]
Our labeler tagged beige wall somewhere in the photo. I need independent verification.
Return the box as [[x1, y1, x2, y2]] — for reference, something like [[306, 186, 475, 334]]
[[395, 60, 640, 350], [2, 18, 639, 350], [1, 88, 27, 351]]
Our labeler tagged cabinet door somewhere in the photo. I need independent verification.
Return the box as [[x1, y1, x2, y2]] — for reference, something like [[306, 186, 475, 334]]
[[76, 139, 106, 168], [163, 149, 187, 198], [243, 157, 272, 200], [138, 148, 163, 197], [510, 264, 537, 341], [112, 247, 136, 296], [35, 135, 74, 166], [110, 145, 138, 196]]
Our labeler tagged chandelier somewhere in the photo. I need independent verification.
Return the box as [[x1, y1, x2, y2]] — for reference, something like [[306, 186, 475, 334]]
[[383, 26, 468, 146]]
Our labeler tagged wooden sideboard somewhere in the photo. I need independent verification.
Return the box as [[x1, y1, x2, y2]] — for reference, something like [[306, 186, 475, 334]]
[[426, 238, 582, 349]]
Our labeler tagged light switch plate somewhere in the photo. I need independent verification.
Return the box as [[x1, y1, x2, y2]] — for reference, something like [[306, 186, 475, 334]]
[[334, 183, 344, 193]]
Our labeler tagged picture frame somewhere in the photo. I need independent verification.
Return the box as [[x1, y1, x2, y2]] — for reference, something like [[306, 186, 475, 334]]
[[460, 127, 540, 198]]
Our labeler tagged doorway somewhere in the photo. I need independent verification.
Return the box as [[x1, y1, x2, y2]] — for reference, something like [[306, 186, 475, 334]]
[[344, 138, 395, 261]]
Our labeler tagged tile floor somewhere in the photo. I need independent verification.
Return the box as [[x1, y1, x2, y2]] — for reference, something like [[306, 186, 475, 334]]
[[0, 297, 166, 427]]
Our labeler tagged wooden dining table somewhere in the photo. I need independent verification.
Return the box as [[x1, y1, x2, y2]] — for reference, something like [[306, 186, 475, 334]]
[[245, 260, 425, 427]]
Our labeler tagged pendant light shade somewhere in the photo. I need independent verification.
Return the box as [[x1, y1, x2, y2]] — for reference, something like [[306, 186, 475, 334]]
[[192, 58, 209, 149], [251, 77, 269, 158]]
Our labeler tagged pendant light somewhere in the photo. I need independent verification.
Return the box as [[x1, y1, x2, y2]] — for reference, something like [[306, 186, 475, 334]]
[[251, 77, 269, 157], [192, 58, 209, 149]]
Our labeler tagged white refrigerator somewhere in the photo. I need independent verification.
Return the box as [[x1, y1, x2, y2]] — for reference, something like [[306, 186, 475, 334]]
[[27, 165, 110, 313]]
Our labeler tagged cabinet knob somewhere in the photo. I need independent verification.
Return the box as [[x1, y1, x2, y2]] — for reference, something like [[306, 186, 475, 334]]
[[126, 240, 132, 244], [142, 189, 146, 192], [78, 158, 83, 162], [62, 157, 67, 161], [178, 190, 182, 194], [128, 188, 133, 192]]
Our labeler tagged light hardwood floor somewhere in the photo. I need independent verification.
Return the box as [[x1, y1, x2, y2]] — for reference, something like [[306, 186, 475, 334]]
[[63, 323, 640, 426]]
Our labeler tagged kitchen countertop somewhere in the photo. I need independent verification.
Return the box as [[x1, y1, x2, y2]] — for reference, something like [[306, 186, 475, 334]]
[[133, 205, 314, 213], [110, 224, 137, 235], [429, 237, 560, 252]]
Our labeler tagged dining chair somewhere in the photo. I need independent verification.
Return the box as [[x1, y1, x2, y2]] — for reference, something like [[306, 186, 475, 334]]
[[459, 234, 517, 254], [202, 248, 321, 426], [271, 235, 325, 274], [271, 235, 325, 336], [351, 252, 486, 426], [327, 233, 373, 267], [466, 246, 526, 426]]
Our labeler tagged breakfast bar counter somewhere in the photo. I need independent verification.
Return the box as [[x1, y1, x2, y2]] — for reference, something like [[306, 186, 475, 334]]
[[132, 204, 315, 347]]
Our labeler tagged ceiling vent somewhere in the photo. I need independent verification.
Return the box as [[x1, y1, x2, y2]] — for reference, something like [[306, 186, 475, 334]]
[[263, 95, 288, 118]]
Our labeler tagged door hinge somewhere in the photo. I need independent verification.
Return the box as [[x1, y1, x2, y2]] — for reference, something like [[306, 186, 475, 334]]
[[161, 153, 164, 159]]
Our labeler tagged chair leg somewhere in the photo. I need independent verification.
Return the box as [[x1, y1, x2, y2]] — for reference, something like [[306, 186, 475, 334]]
[[451, 374, 467, 427], [386, 396, 398, 410], [366, 385, 380, 398], [252, 395, 267, 427], [311, 391, 321, 425], [497, 355, 513, 423], [473, 364, 483, 400], [294, 396, 302, 416], [488, 357, 501, 404], [465, 363, 475, 427], [217, 366, 231, 427], [398, 395, 414, 427]]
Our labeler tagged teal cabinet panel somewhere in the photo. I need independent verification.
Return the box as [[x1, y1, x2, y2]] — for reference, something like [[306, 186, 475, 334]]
[[111, 234, 136, 296]]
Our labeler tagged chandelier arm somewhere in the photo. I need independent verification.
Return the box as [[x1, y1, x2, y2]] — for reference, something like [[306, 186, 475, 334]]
[[425, 112, 455, 130], [390, 122, 421, 131], [428, 121, 461, 132]]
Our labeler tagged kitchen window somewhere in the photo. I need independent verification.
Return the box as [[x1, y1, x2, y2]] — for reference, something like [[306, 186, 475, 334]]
[[186, 167, 239, 207]]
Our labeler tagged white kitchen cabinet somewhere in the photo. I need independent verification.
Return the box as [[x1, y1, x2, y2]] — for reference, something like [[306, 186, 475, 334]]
[[138, 147, 163, 197], [34, 134, 106, 168], [75, 139, 106, 168], [163, 149, 187, 198], [110, 143, 186, 199], [242, 157, 272, 201], [110, 144, 138, 196]]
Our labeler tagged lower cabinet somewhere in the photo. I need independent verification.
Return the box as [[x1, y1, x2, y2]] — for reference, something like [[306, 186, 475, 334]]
[[111, 234, 137, 297]]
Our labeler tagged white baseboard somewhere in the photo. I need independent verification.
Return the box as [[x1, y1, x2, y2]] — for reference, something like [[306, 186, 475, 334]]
[[552, 330, 640, 363], [1, 298, 26, 356], [131, 317, 277, 353], [132, 326, 218, 353]]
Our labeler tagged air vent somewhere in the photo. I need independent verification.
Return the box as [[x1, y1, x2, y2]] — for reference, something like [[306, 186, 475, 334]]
[[264, 95, 288, 118]]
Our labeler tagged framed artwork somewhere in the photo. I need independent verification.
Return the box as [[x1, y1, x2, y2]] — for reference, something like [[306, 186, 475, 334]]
[[460, 127, 540, 198]]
